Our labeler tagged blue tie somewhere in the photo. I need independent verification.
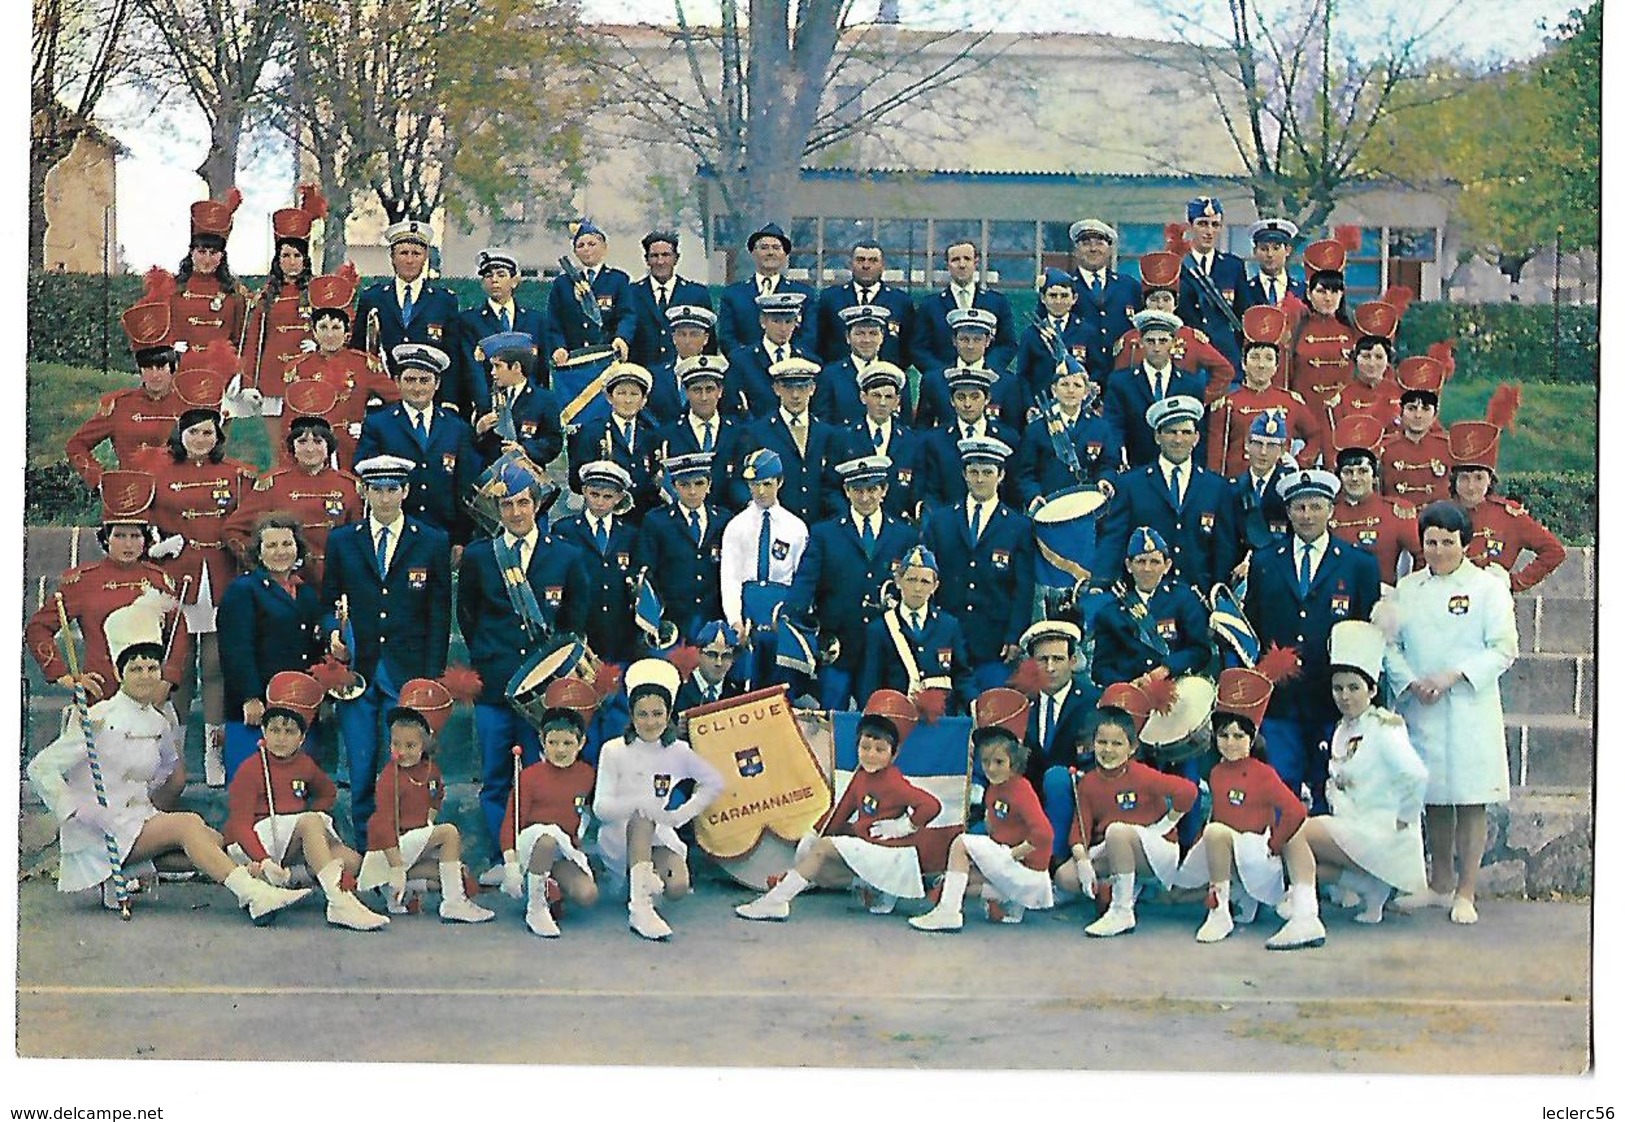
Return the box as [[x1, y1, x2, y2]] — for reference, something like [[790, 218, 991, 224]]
[[374, 526, 390, 576], [689, 508, 703, 544], [412, 410, 427, 447], [860, 517, 876, 555], [701, 420, 714, 451], [757, 510, 773, 581], [1044, 695, 1058, 752], [872, 426, 883, 449], [1298, 543, 1313, 596], [401, 284, 416, 325], [594, 518, 608, 554], [1089, 274, 1102, 297], [1167, 464, 1182, 508], [498, 305, 511, 333]]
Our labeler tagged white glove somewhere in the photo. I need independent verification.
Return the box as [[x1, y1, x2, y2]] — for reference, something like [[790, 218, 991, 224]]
[[148, 533, 185, 561], [347, 422, 362, 439], [386, 866, 408, 906], [1072, 845, 1097, 893], [261, 860, 291, 888], [1151, 812, 1182, 837], [72, 798, 114, 833], [867, 816, 916, 841], [500, 859, 524, 900]]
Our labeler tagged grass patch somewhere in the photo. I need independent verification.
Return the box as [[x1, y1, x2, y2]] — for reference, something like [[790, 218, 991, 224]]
[[1439, 377, 1596, 477]]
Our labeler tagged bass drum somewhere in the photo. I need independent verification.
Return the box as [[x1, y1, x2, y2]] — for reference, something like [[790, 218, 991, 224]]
[[710, 709, 835, 890], [1139, 674, 1217, 766]]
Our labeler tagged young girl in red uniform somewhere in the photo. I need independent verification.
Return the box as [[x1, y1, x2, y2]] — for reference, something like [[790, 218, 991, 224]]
[[223, 671, 388, 931], [1172, 656, 1326, 949], [357, 678, 494, 923], [909, 724, 1052, 932], [736, 690, 945, 921], [498, 679, 600, 938], [1054, 680, 1198, 938]]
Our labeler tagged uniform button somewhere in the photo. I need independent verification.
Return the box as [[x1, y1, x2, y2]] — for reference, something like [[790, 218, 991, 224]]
[[382, 589, 389, 596], [379, 636, 387, 643], [968, 583, 976, 590], [379, 611, 387, 619], [1299, 611, 1307, 618]]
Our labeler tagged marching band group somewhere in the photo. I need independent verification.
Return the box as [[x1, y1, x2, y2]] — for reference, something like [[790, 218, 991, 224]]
[[26, 187, 1562, 945]]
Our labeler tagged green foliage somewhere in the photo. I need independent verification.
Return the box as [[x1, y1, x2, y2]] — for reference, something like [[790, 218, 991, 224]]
[[28, 272, 146, 373], [1439, 380, 1595, 477], [1498, 471, 1595, 546], [1396, 302, 1598, 386]]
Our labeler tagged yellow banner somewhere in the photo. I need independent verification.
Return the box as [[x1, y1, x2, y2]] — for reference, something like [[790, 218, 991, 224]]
[[686, 686, 833, 860]]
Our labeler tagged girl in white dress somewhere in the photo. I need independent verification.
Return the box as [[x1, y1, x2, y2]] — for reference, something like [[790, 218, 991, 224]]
[[1298, 620, 1429, 924]]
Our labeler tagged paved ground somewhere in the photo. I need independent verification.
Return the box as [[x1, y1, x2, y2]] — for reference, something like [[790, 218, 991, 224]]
[[13, 866, 1591, 1075]]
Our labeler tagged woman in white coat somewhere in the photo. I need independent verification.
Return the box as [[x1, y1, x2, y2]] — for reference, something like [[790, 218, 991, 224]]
[[1383, 500, 1518, 924]]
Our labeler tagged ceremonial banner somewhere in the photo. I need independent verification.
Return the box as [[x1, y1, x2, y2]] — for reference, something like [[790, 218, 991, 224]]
[[830, 710, 975, 827], [688, 686, 832, 860]]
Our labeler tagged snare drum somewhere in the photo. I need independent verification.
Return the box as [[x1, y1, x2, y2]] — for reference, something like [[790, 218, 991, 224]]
[[1031, 485, 1109, 589], [506, 634, 592, 731], [1139, 674, 1217, 766]]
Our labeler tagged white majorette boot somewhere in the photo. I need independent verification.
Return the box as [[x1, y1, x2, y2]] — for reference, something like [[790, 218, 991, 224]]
[[525, 873, 560, 937], [438, 861, 496, 923], [1086, 873, 1137, 937], [736, 869, 808, 921], [319, 861, 389, 931], [225, 866, 311, 924], [1196, 881, 1235, 943], [908, 870, 967, 932], [628, 861, 672, 940], [1266, 883, 1327, 949]]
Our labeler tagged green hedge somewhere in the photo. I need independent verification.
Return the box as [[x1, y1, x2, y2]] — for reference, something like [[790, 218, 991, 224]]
[[1498, 470, 1596, 546], [1395, 303, 1598, 386]]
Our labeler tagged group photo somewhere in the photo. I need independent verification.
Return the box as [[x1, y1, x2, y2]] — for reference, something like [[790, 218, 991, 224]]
[[12, 0, 1605, 1111]]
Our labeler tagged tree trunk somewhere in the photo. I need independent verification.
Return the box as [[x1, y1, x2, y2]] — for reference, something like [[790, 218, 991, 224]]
[[196, 104, 243, 198], [29, 144, 54, 271]]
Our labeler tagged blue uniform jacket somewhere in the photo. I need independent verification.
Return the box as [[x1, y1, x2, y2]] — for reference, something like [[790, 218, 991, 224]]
[[857, 605, 972, 712], [1012, 410, 1120, 509], [910, 284, 1018, 382], [622, 275, 712, 369], [550, 512, 643, 663], [787, 512, 920, 674], [1023, 681, 1102, 782], [1007, 312, 1094, 416], [723, 339, 817, 419], [1068, 269, 1141, 379], [916, 417, 1020, 512], [1229, 466, 1292, 555], [456, 301, 553, 415], [474, 382, 564, 471], [845, 421, 925, 520], [1244, 535, 1380, 723], [812, 356, 917, 429], [1242, 271, 1307, 309], [921, 499, 1035, 666], [350, 280, 465, 411], [319, 517, 451, 685], [716, 277, 818, 358], [455, 533, 592, 704], [814, 281, 915, 368], [354, 403, 478, 545], [1090, 580, 1212, 687], [738, 412, 846, 525], [915, 363, 1016, 434], [216, 569, 324, 716], [653, 412, 750, 513], [1095, 462, 1238, 594], [1177, 251, 1248, 374], [567, 412, 664, 518], [633, 501, 728, 641], [1101, 364, 1211, 468], [546, 266, 633, 353]]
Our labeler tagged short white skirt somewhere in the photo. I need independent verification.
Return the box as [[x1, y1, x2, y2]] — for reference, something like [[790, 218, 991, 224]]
[[961, 834, 1054, 910], [356, 824, 437, 890], [182, 564, 217, 634], [226, 811, 339, 866], [1171, 828, 1284, 903], [517, 822, 592, 878], [1088, 824, 1181, 888], [828, 836, 926, 899]]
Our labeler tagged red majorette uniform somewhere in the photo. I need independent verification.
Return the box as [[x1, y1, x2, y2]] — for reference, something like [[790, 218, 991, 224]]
[[1071, 758, 1197, 887], [1207, 306, 1324, 474], [1325, 299, 1405, 433], [1377, 355, 1453, 504], [160, 192, 248, 363], [813, 763, 950, 893], [356, 757, 447, 889], [1113, 252, 1236, 402], [501, 758, 598, 880], [26, 471, 190, 695], [240, 187, 328, 397], [1328, 416, 1421, 585], [1290, 312, 1356, 415], [224, 747, 339, 864], [282, 265, 399, 467], [1448, 415, 1567, 593], [66, 298, 189, 488]]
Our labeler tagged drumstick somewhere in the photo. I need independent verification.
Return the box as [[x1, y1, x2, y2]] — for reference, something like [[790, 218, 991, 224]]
[[512, 743, 524, 839], [1068, 765, 1095, 900], [259, 739, 280, 872], [163, 575, 192, 666]]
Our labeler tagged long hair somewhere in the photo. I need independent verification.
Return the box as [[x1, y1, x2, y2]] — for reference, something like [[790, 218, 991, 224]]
[[623, 683, 678, 746], [1212, 712, 1269, 763], [166, 414, 227, 463], [176, 238, 241, 293], [265, 238, 315, 296]]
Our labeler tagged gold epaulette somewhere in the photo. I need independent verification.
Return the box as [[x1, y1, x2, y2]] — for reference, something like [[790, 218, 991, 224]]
[[1190, 328, 1210, 343], [1392, 500, 1416, 519]]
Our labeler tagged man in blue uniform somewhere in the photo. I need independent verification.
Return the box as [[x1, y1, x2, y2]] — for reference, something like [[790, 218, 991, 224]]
[[916, 306, 1013, 433], [911, 240, 1018, 386], [350, 219, 465, 413], [815, 304, 913, 427], [1102, 308, 1208, 467], [1176, 195, 1248, 376], [1242, 218, 1306, 309], [1013, 364, 1120, 511], [1229, 408, 1293, 566], [646, 304, 716, 425], [1096, 395, 1237, 594], [634, 451, 727, 640], [725, 291, 814, 418], [856, 545, 971, 713], [674, 621, 747, 711], [846, 364, 923, 520], [457, 248, 552, 416], [550, 460, 642, 665], [815, 239, 914, 367], [455, 457, 591, 870], [470, 330, 563, 470], [716, 222, 818, 358], [566, 362, 663, 518], [1243, 467, 1380, 810], [545, 218, 633, 365], [354, 342, 478, 557], [1017, 619, 1103, 859], [921, 437, 1035, 691], [1066, 219, 1139, 382], [654, 354, 749, 512], [739, 357, 845, 525], [1091, 526, 1212, 687], [321, 455, 452, 846], [1004, 267, 1092, 424], [788, 453, 921, 710], [917, 366, 1019, 512], [623, 230, 712, 369]]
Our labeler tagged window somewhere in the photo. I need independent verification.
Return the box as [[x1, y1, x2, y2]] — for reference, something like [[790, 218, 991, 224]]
[[1117, 223, 1169, 259], [987, 220, 1037, 287], [876, 218, 930, 287], [1388, 228, 1438, 261]]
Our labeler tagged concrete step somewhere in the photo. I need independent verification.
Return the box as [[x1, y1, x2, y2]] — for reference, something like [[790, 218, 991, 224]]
[[1501, 651, 1592, 719]]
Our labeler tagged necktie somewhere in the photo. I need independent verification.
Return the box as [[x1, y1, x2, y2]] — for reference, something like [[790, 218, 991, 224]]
[[757, 509, 773, 581], [1089, 273, 1102, 297], [586, 268, 597, 285], [412, 410, 427, 446], [1255, 476, 1266, 503], [790, 414, 807, 457], [773, 345, 787, 367], [910, 610, 924, 637], [955, 286, 970, 311], [1298, 543, 1313, 596], [401, 283, 415, 324], [688, 508, 703, 544], [498, 305, 511, 333], [1268, 278, 1279, 306], [594, 518, 608, 554], [1202, 255, 1212, 276], [620, 420, 634, 454], [860, 516, 876, 554], [871, 426, 884, 450], [701, 419, 714, 452], [656, 284, 669, 311], [375, 525, 390, 575], [1044, 694, 1058, 751], [1153, 371, 1166, 401], [510, 535, 530, 571], [969, 501, 983, 542], [1168, 464, 1183, 507]]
